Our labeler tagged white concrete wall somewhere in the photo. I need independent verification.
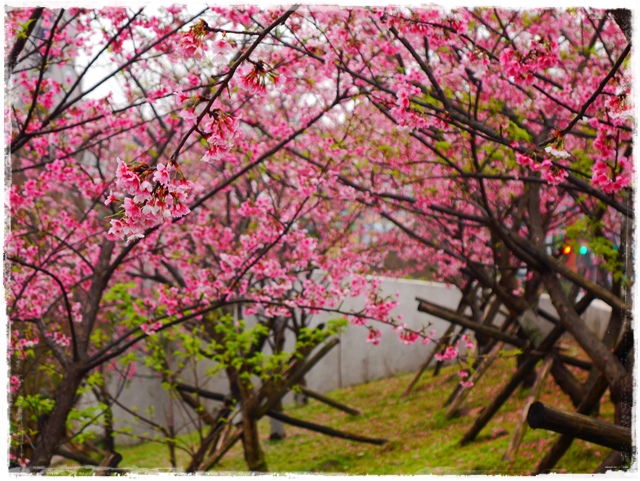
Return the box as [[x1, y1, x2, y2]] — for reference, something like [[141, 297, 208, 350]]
[[105, 278, 613, 442], [303, 278, 462, 394]]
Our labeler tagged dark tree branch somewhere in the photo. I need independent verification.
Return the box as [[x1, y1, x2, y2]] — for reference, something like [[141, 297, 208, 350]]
[[8, 7, 44, 74], [608, 9, 632, 43]]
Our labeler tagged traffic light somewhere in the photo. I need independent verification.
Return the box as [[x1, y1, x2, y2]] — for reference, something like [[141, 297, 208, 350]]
[[579, 245, 588, 255], [562, 245, 572, 255]]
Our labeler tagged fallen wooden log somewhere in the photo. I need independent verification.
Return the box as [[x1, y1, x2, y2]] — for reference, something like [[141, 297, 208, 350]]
[[267, 410, 387, 445], [527, 402, 631, 452], [297, 386, 360, 415], [458, 293, 596, 446], [176, 383, 382, 445], [535, 372, 609, 473]]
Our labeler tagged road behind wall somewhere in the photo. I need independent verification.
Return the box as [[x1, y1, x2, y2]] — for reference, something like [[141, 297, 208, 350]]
[[101, 277, 611, 442]]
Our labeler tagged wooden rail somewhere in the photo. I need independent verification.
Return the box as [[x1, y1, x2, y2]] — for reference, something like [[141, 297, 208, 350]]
[[527, 402, 631, 452], [416, 297, 527, 347], [297, 386, 361, 415]]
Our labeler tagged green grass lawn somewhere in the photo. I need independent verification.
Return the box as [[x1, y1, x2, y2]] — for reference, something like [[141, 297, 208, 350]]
[[49, 351, 616, 475]]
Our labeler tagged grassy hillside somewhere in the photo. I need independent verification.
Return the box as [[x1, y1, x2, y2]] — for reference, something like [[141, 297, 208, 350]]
[[75, 348, 616, 475]]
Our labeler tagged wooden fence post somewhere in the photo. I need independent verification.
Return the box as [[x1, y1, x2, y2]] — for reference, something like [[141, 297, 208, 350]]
[[503, 355, 553, 461], [445, 340, 505, 419]]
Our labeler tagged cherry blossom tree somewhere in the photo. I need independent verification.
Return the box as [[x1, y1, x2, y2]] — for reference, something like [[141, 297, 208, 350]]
[[95, 172, 391, 472], [6, 4, 633, 473], [6, 5, 402, 470], [201, 4, 633, 465], [256, 6, 633, 463]]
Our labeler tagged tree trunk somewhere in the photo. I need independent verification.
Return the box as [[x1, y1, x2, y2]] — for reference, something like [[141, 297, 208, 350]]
[[241, 414, 268, 472], [294, 377, 309, 406], [517, 333, 537, 389], [550, 355, 584, 407], [101, 398, 115, 453], [542, 274, 627, 387], [542, 274, 631, 437], [93, 372, 115, 453], [29, 367, 84, 471], [239, 383, 268, 472], [269, 399, 286, 440], [610, 372, 633, 429]]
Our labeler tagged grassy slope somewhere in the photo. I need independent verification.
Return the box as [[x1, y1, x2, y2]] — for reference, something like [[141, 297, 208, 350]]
[[110, 349, 613, 475]]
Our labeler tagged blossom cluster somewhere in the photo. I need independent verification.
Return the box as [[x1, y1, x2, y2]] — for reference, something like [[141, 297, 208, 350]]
[[179, 109, 242, 163], [499, 38, 558, 85], [10, 375, 21, 393], [179, 19, 209, 57], [435, 345, 459, 362], [607, 81, 633, 120], [9, 331, 39, 360], [107, 158, 192, 242], [202, 110, 242, 162], [367, 328, 382, 345], [397, 323, 420, 344], [45, 331, 71, 347], [9, 453, 28, 468], [582, 118, 633, 194], [241, 60, 280, 94], [435, 334, 474, 363], [141, 321, 163, 336], [459, 372, 474, 388], [516, 152, 568, 185], [591, 158, 632, 194]]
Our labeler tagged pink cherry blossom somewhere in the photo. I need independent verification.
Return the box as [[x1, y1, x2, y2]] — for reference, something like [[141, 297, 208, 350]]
[[10, 376, 21, 393], [367, 328, 382, 345], [153, 163, 171, 186]]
